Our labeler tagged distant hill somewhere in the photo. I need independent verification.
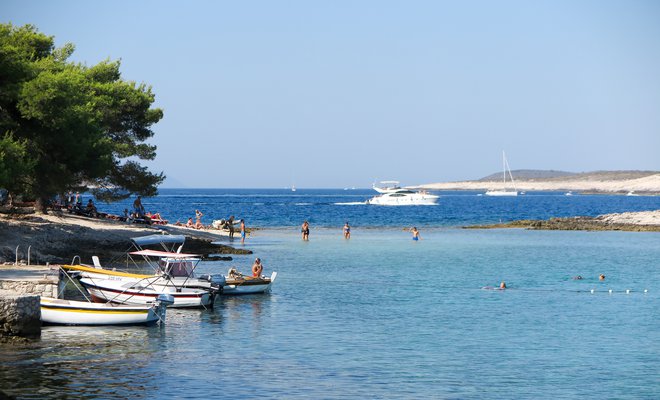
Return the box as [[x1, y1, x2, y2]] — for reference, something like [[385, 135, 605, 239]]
[[478, 170, 659, 182], [479, 170, 575, 181]]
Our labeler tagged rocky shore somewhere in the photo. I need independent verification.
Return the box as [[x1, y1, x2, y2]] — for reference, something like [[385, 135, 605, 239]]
[[0, 213, 251, 265], [465, 210, 660, 232]]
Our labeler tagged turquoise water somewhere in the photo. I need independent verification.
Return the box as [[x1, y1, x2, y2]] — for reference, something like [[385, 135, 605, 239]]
[[1, 227, 658, 399]]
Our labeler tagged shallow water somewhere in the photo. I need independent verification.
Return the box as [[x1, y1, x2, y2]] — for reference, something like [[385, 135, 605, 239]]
[[2, 226, 658, 399]]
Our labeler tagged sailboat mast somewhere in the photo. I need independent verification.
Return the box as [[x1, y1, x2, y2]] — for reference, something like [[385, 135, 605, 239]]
[[503, 152, 517, 191], [502, 151, 506, 186]]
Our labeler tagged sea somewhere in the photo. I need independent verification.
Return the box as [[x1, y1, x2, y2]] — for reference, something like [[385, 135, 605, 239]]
[[1, 189, 659, 399]]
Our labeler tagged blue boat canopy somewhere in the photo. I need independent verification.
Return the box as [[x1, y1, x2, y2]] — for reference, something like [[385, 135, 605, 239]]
[[131, 234, 186, 247]]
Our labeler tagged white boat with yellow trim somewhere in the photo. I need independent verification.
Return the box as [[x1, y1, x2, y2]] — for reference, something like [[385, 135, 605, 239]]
[[40, 294, 173, 326], [63, 255, 220, 308], [62, 235, 224, 308], [71, 261, 219, 308]]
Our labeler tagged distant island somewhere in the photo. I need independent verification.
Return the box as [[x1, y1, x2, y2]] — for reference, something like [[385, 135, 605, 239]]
[[416, 170, 660, 195]]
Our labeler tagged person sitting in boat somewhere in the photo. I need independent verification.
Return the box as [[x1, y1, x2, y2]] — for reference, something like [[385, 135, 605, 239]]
[[186, 217, 194, 228], [228, 267, 244, 279], [252, 258, 263, 278]]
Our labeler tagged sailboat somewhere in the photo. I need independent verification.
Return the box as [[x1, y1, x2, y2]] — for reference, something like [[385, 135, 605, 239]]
[[485, 151, 518, 196]]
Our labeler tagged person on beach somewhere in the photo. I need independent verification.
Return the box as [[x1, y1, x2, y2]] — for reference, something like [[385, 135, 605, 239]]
[[240, 219, 246, 243], [410, 227, 421, 241], [133, 196, 145, 217], [343, 222, 351, 239], [301, 220, 310, 241], [186, 217, 194, 228], [252, 258, 263, 277], [195, 210, 203, 229], [74, 191, 81, 208], [85, 199, 98, 217], [228, 215, 236, 238]]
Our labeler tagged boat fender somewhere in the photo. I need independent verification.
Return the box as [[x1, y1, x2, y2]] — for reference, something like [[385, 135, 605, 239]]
[[156, 293, 175, 306]]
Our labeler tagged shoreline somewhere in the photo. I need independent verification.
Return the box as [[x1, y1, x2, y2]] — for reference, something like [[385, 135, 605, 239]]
[[415, 173, 660, 194], [464, 210, 660, 232], [0, 213, 251, 265]]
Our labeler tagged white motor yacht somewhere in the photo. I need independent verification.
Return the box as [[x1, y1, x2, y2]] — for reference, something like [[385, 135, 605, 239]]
[[367, 181, 439, 206]]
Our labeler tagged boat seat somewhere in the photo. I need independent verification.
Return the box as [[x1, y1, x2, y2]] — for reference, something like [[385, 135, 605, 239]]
[[92, 256, 102, 268]]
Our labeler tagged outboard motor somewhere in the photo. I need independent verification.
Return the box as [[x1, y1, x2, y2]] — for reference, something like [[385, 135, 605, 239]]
[[154, 293, 176, 324], [156, 293, 175, 306], [211, 274, 226, 286], [210, 275, 225, 295]]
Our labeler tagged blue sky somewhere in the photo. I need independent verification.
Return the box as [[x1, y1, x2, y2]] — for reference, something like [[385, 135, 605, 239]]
[[3, 0, 659, 188]]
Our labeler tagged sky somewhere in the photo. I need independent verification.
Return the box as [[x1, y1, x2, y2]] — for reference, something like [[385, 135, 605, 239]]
[[3, 0, 660, 188]]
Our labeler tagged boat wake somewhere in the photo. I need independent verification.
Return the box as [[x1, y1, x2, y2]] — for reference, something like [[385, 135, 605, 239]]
[[334, 201, 367, 205]]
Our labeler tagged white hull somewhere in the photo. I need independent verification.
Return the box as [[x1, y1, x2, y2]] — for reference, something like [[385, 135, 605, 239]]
[[367, 193, 439, 206], [223, 272, 278, 295], [79, 278, 216, 308], [484, 190, 518, 197], [64, 264, 221, 291], [40, 297, 162, 325]]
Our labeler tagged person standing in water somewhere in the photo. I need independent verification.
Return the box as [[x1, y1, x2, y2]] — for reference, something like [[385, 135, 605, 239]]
[[240, 219, 246, 243], [227, 215, 236, 238], [343, 222, 351, 239], [301, 220, 310, 241], [410, 227, 421, 241]]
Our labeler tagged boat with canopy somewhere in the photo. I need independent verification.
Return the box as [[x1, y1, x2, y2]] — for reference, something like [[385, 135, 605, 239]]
[[63, 235, 224, 308]]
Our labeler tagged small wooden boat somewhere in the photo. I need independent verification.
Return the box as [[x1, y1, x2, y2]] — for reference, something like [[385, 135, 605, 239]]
[[40, 294, 174, 326], [223, 269, 278, 295]]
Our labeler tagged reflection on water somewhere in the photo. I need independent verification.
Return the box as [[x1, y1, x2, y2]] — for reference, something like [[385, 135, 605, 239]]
[[0, 326, 159, 399]]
